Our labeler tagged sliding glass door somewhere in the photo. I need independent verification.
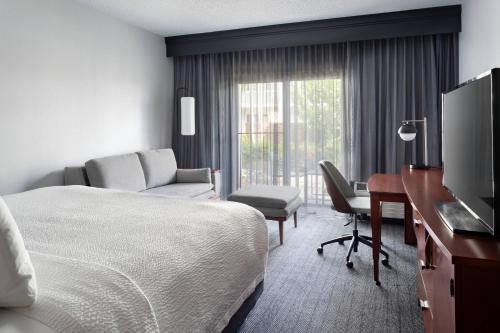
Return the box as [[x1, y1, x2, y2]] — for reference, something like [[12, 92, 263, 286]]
[[237, 82, 284, 187], [237, 77, 344, 205]]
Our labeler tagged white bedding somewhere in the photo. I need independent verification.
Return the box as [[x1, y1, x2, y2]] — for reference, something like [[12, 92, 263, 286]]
[[1, 186, 268, 332]]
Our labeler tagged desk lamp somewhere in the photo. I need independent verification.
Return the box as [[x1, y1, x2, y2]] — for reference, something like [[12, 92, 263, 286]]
[[397, 117, 429, 169]]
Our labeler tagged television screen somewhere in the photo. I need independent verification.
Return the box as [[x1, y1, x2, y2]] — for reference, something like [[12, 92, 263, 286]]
[[442, 73, 494, 232]]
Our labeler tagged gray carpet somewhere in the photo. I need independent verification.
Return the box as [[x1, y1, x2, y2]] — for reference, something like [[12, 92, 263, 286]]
[[239, 207, 424, 333]]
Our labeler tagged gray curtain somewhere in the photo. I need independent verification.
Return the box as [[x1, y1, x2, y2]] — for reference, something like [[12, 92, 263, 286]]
[[172, 33, 458, 198], [345, 33, 458, 181], [173, 54, 235, 197]]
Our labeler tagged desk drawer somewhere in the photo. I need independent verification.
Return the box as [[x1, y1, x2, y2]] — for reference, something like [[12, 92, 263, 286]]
[[414, 209, 439, 333], [431, 243, 454, 333], [417, 238, 454, 333], [413, 209, 426, 261], [417, 268, 434, 333]]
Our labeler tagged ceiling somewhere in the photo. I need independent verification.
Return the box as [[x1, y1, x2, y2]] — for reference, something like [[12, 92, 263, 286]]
[[77, 0, 462, 37]]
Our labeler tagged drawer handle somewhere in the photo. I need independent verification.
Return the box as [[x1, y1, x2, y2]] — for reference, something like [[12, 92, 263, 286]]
[[419, 259, 436, 270], [418, 299, 430, 310]]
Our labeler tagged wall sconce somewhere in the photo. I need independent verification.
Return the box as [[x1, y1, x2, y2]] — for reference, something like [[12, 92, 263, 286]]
[[177, 88, 195, 136]]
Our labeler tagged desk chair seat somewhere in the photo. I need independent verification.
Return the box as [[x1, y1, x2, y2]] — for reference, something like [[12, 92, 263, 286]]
[[317, 160, 389, 269], [345, 197, 371, 214]]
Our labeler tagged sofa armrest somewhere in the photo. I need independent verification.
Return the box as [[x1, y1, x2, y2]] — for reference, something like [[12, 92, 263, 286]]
[[211, 169, 221, 198], [176, 168, 211, 184]]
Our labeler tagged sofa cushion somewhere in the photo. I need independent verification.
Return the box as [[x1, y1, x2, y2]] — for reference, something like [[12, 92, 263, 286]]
[[137, 149, 177, 189], [254, 195, 303, 218], [64, 166, 89, 186], [141, 183, 214, 198], [176, 168, 211, 184], [85, 153, 146, 192], [227, 185, 300, 209], [346, 196, 371, 214], [191, 191, 217, 200]]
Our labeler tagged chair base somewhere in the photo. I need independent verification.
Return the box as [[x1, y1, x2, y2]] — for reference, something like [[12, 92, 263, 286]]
[[317, 229, 389, 268]]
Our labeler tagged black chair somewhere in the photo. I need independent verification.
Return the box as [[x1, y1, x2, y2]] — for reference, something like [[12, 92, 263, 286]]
[[316, 160, 389, 268]]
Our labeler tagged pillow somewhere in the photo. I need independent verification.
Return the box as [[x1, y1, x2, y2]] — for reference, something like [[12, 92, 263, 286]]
[[137, 149, 178, 188], [64, 166, 90, 186], [85, 153, 147, 192], [0, 197, 37, 307]]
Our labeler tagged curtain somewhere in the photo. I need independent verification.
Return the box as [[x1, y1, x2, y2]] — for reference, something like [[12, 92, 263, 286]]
[[345, 33, 458, 181], [172, 54, 235, 197], [172, 33, 458, 202]]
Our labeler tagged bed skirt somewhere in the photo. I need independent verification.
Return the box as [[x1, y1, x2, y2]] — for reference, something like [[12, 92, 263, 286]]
[[222, 281, 264, 333]]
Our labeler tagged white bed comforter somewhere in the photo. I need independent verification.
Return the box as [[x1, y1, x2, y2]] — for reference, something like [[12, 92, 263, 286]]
[[3, 186, 268, 333]]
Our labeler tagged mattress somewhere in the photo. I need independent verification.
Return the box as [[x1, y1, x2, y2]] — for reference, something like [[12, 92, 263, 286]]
[[0, 186, 268, 332]]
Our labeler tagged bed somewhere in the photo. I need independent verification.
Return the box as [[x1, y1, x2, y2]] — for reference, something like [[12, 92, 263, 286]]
[[0, 186, 268, 332]]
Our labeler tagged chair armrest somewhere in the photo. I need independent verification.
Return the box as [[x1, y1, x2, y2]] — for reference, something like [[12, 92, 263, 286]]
[[176, 168, 211, 184], [211, 169, 221, 197]]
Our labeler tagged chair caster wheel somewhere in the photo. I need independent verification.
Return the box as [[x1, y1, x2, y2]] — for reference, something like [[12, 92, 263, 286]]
[[317, 247, 323, 254], [382, 258, 389, 266], [376, 281, 381, 286], [338, 240, 344, 245], [346, 261, 353, 268]]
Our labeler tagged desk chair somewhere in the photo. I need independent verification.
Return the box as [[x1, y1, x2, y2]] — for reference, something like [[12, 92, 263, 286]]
[[317, 160, 389, 268]]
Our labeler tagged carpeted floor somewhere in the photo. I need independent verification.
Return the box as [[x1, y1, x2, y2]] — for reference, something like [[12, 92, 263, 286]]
[[239, 206, 424, 333]]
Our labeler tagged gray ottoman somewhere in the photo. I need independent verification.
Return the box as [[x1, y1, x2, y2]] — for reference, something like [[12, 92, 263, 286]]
[[228, 185, 303, 245]]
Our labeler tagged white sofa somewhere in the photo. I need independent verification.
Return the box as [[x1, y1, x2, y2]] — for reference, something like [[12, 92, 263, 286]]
[[64, 149, 220, 199]]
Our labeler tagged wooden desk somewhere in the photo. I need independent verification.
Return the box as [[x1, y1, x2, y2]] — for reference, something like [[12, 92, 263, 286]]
[[368, 173, 416, 285]]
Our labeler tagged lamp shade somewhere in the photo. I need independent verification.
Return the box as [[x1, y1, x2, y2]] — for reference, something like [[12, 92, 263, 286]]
[[181, 97, 195, 136], [398, 122, 417, 141]]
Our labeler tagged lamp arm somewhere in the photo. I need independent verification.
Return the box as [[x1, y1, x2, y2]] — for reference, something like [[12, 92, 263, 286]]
[[401, 119, 425, 123]]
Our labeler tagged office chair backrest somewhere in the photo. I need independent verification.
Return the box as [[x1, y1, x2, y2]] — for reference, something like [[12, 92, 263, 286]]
[[319, 160, 355, 214]]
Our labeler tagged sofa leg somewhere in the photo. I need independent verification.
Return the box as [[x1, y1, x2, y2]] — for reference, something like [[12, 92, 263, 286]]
[[293, 211, 297, 228], [278, 220, 284, 245]]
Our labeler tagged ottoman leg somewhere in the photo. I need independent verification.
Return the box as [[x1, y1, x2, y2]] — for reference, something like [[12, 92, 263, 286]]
[[293, 211, 297, 228], [278, 220, 284, 245]]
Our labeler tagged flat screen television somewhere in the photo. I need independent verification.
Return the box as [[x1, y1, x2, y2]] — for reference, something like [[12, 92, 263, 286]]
[[440, 68, 500, 236]]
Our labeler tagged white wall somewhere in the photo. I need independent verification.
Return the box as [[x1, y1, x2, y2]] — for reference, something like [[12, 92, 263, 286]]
[[459, 0, 500, 82], [0, 0, 173, 194]]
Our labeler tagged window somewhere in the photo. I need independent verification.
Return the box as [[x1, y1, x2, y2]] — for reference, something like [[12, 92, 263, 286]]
[[237, 82, 284, 187], [237, 78, 344, 205]]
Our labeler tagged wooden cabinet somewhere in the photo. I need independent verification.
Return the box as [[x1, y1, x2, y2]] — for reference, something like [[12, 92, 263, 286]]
[[413, 211, 435, 332], [403, 166, 500, 333], [431, 240, 454, 333]]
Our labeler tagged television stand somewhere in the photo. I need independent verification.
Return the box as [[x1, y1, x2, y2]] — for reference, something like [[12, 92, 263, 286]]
[[435, 201, 491, 235], [402, 166, 500, 333]]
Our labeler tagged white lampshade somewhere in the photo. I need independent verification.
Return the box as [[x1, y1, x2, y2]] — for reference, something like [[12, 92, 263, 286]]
[[399, 132, 417, 141], [181, 97, 195, 136], [398, 123, 417, 141]]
